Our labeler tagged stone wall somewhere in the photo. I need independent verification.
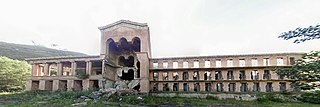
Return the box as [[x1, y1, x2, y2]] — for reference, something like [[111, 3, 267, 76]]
[[150, 93, 257, 101]]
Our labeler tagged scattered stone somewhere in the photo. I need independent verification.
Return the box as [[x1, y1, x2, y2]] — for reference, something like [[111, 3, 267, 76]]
[[36, 101, 47, 104], [89, 91, 102, 99], [71, 102, 87, 107], [79, 96, 89, 99], [136, 96, 143, 100], [84, 99, 92, 101]]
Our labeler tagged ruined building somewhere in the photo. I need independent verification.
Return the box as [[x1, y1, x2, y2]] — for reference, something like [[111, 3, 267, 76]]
[[25, 20, 303, 93]]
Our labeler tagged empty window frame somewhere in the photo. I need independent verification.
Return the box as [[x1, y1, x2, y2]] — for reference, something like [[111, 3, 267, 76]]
[[204, 71, 211, 80], [239, 70, 246, 80], [193, 71, 199, 80], [205, 60, 211, 68], [215, 71, 223, 80], [240, 83, 248, 92], [253, 82, 260, 92], [183, 83, 189, 91], [173, 61, 178, 68], [163, 61, 168, 68], [173, 72, 179, 80], [194, 83, 200, 92], [205, 83, 212, 92], [182, 72, 189, 80], [227, 59, 233, 67], [263, 70, 271, 80], [289, 57, 295, 65], [229, 83, 236, 92], [152, 83, 158, 91], [279, 82, 286, 92], [183, 61, 189, 68], [162, 72, 168, 80], [193, 60, 199, 68], [263, 58, 270, 66], [216, 59, 222, 67], [239, 59, 245, 67], [266, 82, 273, 92], [163, 83, 169, 91], [173, 83, 179, 91], [251, 58, 258, 66], [251, 70, 259, 80], [153, 72, 158, 81], [277, 57, 284, 66], [153, 62, 158, 68], [216, 83, 223, 92], [227, 70, 234, 80]]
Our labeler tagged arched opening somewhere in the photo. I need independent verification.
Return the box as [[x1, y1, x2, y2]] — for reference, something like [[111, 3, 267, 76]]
[[118, 56, 134, 67], [132, 37, 141, 52], [120, 69, 134, 80], [119, 38, 131, 52], [136, 61, 140, 78]]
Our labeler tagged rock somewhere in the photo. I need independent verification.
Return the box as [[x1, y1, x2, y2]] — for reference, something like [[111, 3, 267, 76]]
[[89, 91, 103, 99], [136, 96, 143, 100], [84, 99, 92, 101], [79, 96, 89, 99], [128, 79, 140, 89], [103, 80, 115, 89], [115, 80, 128, 90], [71, 102, 87, 107]]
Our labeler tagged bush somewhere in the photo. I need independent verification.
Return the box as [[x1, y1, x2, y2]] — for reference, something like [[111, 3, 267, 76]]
[[75, 69, 89, 79], [0, 56, 30, 91], [256, 93, 285, 103], [299, 90, 320, 104]]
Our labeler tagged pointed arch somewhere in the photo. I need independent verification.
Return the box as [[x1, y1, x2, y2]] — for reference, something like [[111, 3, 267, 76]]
[[132, 37, 141, 52], [106, 38, 117, 55]]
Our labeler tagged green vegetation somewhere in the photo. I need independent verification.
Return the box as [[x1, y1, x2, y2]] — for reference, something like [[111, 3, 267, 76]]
[[75, 69, 89, 79], [278, 24, 320, 43], [0, 41, 87, 60], [1, 91, 320, 107], [0, 56, 30, 92]]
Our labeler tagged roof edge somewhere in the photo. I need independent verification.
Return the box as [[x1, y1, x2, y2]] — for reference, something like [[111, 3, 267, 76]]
[[98, 20, 148, 30]]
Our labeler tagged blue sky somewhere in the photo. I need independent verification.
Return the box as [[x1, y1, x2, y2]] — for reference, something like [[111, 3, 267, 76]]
[[0, 0, 319, 58]]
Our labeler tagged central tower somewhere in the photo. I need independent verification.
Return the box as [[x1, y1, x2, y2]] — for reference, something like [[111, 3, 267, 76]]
[[98, 20, 151, 93]]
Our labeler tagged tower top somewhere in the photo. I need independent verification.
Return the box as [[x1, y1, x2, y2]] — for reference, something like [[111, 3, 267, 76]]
[[98, 20, 148, 31]]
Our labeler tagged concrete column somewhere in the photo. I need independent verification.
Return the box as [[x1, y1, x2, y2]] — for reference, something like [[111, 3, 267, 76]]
[[199, 71, 205, 80], [188, 71, 193, 80], [189, 82, 194, 92], [245, 70, 251, 80], [98, 79, 104, 88], [149, 71, 154, 81], [158, 61, 163, 68], [53, 80, 59, 91], [247, 82, 254, 92], [32, 64, 37, 76], [260, 82, 266, 92], [178, 60, 183, 68], [199, 59, 205, 68], [168, 72, 173, 81], [233, 58, 239, 67], [25, 80, 32, 91], [86, 61, 92, 75], [258, 70, 263, 80], [57, 62, 63, 76], [200, 82, 205, 91], [178, 71, 183, 81], [179, 83, 184, 91], [286, 82, 291, 91], [212, 82, 216, 92], [222, 70, 228, 80], [44, 63, 49, 76], [39, 80, 46, 90], [67, 80, 74, 91], [82, 79, 90, 90], [235, 82, 241, 92], [273, 82, 279, 92], [234, 70, 239, 80], [167, 60, 173, 68], [71, 62, 77, 75], [223, 82, 228, 92], [168, 82, 173, 91], [271, 70, 278, 80], [158, 83, 163, 91], [158, 71, 163, 81]]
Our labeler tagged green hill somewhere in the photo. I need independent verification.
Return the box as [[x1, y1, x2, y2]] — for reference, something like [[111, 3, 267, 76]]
[[0, 41, 87, 60]]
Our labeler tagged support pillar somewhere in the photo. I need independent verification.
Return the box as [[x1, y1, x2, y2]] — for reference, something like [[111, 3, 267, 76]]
[[247, 82, 254, 92], [200, 82, 205, 91], [86, 61, 92, 75], [44, 63, 49, 76], [245, 70, 251, 80], [71, 62, 77, 75], [179, 83, 184, 91], [57, 62, 62, 76], [39, 80, 46, 90], [199, 71, 205, 80], [158, 83, 163, 91], [67, 80, 74, 91], [260, 82, 266, 92], [168, 82, 173, 91], [273, 82, 279, 92], [189, 82, 194, 92], [25, 80, 32, 91], [188, 71, 193, 80], [53, 80, 59, 91], [235, 82, 240, 92], [82, 79, 90, 90], [222, 70, 228, 80], [234, 70, 239, 80], [168, 72, 173, 81], [223, 82, 228, 92], [178, 72, 183, 81]]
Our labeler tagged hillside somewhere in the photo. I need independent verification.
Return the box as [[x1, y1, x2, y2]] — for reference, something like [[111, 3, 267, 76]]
[[0, 41, 87, 60]]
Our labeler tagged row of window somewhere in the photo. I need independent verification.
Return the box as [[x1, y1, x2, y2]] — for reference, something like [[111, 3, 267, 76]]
[[153, 82, 287, 92], [152, 57, 293, 69], [153, 70, 282, 81]]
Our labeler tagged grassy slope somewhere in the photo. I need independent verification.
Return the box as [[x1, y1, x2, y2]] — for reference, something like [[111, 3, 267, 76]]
[[0, 91, 319, 107], [0, 41, 87, 60]]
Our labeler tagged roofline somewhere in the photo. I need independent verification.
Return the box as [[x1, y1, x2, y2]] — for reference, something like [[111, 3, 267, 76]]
[[25, 55, 100, 61], [98, 20, 148, 30], [150, 52, 306, 60]]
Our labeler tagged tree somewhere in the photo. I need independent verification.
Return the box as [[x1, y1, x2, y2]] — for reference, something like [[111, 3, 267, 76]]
[[276, 51, 320, 90], [0, 56, 30, 91], [278, 24, 320, 43]]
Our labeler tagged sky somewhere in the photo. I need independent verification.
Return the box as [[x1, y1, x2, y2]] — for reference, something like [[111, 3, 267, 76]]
[[0, 0, 319, 58]]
